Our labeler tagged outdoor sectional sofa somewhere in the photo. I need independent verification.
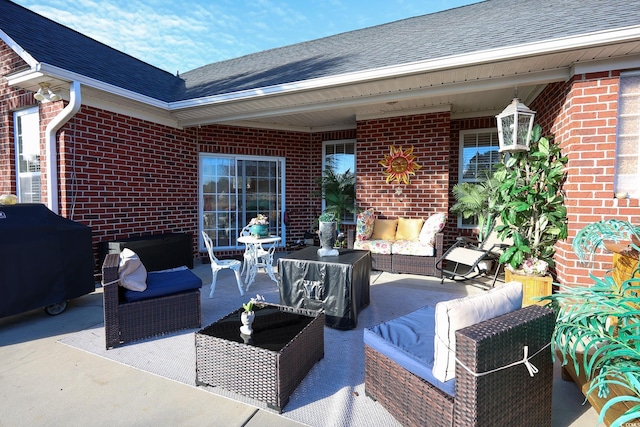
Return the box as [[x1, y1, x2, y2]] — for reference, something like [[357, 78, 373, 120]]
[[350, 209, 445, 276], [364, 281, 555, 426]]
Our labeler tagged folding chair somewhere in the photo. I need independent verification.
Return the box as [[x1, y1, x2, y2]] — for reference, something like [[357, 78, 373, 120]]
[[436, 224, 511, 288]]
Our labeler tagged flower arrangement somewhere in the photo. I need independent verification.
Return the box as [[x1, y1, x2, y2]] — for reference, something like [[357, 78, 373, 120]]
[[249, 214, 269, 226], [506, 257, 548, 276], [242, 294, 265, 313]]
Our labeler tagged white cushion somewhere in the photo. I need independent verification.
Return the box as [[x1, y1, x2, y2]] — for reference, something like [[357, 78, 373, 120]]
[[432, 281, 523, 382], [118, 248, 147, 291]]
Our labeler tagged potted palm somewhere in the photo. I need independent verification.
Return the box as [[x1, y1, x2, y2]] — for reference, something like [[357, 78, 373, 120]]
[[450, 174, 501, 243], [314, 168, 357, 233], [546, 264, 640, 425], [545, 220, 640, 426]]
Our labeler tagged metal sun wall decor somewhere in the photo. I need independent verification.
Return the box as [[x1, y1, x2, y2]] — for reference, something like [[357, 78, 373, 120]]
[[379, 145, 422, 185]]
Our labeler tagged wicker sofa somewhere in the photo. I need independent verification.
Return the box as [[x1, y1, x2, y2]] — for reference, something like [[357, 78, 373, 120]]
[[351, 210, 446, 276], [364, 282, 555, 427], [102, 252, 202, 349]]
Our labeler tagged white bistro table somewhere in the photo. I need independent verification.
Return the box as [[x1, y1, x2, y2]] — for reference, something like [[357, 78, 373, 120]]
[[237, 235, 281, 290]]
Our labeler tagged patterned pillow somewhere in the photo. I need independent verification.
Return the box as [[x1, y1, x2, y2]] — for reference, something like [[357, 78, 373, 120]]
[[418, 213, 446, 245], [355, 208, 375, 240]]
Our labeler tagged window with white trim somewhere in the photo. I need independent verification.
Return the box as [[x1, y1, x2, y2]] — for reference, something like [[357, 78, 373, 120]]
[[322, 139, 357, 223], [200, 154, 285, 249], [14, 107, 41, 203], [458, 128, 501, 228], [616, 72, 640, 199]]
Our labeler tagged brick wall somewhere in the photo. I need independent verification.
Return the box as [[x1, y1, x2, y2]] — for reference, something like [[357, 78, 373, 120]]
[[356, 112, 450, 220], [532, 72, 640, 286]]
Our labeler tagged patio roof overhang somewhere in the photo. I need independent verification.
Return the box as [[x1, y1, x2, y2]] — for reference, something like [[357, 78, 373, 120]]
[[7, 26, 640, 133]]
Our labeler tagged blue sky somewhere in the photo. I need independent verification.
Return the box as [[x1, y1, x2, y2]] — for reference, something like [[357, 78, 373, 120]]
[[14, 0, 479, 74]]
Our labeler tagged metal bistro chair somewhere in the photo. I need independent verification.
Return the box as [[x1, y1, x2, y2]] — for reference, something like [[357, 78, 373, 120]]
[[201, 231, 244, 298]]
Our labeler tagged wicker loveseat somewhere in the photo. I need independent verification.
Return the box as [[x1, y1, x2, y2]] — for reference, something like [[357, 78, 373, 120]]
[[364, 282, 555, 426], [351, 209, 445, 276], [102, 252, 202, 349]]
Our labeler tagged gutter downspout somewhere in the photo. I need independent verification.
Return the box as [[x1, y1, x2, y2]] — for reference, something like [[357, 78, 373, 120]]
[[45, 81, 81, 214]]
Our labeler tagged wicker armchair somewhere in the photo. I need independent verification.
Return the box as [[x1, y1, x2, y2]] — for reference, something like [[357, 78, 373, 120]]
[[102, 253, 201, 349], [364, 305, 555, 427]]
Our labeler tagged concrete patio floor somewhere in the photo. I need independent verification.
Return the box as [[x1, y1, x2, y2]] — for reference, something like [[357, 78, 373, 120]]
[[0, 257, 600, 426]]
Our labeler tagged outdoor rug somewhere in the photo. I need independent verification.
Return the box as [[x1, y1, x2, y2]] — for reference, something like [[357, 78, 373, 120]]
[[59, 263, 476, 427]]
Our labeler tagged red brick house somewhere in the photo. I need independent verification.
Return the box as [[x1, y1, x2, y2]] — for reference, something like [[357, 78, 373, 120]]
[[1, 0, 639, 286]]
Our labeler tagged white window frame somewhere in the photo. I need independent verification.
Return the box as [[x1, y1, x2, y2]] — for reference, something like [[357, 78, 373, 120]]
[[13, 107, 41, 203], [321, 139, 357, 224], [457, 128, 500, 229], [615, 71, 640, 199]]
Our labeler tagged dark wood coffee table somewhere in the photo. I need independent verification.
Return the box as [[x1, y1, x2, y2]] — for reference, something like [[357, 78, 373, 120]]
[[195, 303, 324, 412]]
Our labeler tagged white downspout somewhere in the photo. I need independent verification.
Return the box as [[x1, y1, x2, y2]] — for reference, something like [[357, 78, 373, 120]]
[[45, 81, 81, 214]]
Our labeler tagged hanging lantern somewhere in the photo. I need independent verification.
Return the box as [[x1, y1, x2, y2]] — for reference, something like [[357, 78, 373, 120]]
[[496, 98, 536, 152]]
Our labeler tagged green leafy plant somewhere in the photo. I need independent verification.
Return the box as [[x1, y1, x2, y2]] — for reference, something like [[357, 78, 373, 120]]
[[546, 273, 640, 427], [314, 168, 357, 231], [450, 174, 501, 242], [493, 124, 568, 270]]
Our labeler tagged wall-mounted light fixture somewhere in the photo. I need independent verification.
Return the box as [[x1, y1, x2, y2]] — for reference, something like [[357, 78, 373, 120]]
[[496, 98, 536, 152], [33, 83, 61, 102]]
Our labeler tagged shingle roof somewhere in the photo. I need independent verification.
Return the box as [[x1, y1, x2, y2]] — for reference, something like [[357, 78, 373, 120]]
[[0, 0, 184, 101], [2, 0, 639, 103], [180, 0, 640, 99]]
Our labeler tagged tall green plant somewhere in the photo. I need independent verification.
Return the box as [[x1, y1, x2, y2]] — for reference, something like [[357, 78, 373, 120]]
[[314, 168, 357, 231], [450, 174, 501, 242], [493, 124, 568, 269], [547, 273, 640, 427]]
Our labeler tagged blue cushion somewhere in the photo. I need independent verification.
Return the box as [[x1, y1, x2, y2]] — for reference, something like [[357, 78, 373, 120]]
[[364, 305, 455, 396], [123, 268, 202, 303]]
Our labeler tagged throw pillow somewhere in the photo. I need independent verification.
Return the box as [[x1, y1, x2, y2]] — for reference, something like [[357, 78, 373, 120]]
[[432, 281, 523, 382], [395, 217, 424, 241], [118, 248, 148, 292], [371, 219, 398, 240], [355, 208, 375, 241], [419, 212, 446, 245]]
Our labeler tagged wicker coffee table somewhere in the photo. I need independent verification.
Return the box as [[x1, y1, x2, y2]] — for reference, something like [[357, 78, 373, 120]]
[[195, 303, 324, 412]]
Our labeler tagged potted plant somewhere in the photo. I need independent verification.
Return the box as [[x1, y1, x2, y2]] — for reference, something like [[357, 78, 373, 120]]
[[546, 271, 640, 426], [248, 213, 269, 238], [240, 294, 265, 335], [450, 173, 501, 243], [317, 211, 339, 257], [493, 124, 569, 274], [314, 168, 357, 232]]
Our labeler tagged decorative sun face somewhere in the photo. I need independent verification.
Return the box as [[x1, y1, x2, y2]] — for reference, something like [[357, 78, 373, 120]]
[[379, 145, 421, 185]]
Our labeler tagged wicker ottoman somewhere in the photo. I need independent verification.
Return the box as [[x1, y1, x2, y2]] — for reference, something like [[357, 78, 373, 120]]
[[195, 303, 324, 412]]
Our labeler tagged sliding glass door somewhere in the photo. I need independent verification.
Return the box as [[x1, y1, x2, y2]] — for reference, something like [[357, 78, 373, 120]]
[[200, 154, 285, 249]]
